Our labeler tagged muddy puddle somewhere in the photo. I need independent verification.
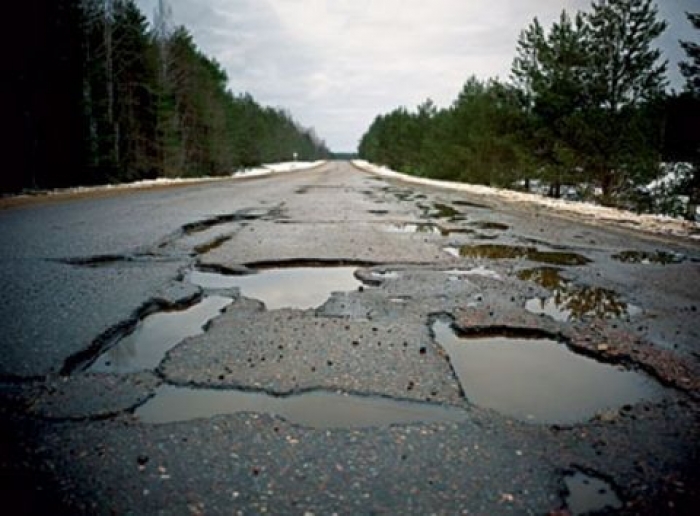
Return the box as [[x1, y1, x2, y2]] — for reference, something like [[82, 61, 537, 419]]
[[89, 296, 232, 373], [519, 267, 642, 321], [136, 385, 468, 428], [187, 267, 362, 309], [612, 250, 685, 264], [450, 244, 591, 266], [564, 471, 622, 515], [431, 320, 660, 424]]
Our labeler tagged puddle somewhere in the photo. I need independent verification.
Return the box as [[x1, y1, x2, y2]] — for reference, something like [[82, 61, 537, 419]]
[[468, 221, 509, 231], [194, 236, 231, 255], [564, 471, 622, 515], [136, 385, 468, 428], [519, 268, 642, 321], [89, 296, 232, 373], [455, 245, 591, 266], [187, 267, 362, 309], [451, 200, 490, 209], [612, 250, 685, 264], [443, 267, 502, 280], [431, 320, 660, 424], [418, 202, 467, 221], [385, 222, 444, 235]]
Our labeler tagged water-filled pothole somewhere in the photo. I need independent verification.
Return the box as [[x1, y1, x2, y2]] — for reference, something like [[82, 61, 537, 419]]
[[386, 223, 443, 235], [187, 267, 362, 309], [450, 244, 591, 266], [612, 250, 685, 264], [564, 471, 622, 515], [89, 296, 232, 373], [519, 267, 642, 321], [136, 386, 468, 428], [386, 222, 476, 237], [431, 320, 660, 424], [468, 221, 509, 231]]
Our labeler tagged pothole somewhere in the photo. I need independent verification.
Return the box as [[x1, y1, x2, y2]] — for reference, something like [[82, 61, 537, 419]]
[[451, 199, 490, 209], [187, 267, 363, 309], [136, 386, 468, 428], [612, 250, 685, 264], [182, 211, 267, 235], [468, 221, 509, 231], [419, 202, 466, 221], [447, 244, 591, 266], [431, 319, 661, 424], [385, 222, 444, 235], [519, 267, 642, 321], [88, 296, 232, 373], [443, 267, 502, 281], [564, 471, 622, 515], [194, 236, 232, 255]]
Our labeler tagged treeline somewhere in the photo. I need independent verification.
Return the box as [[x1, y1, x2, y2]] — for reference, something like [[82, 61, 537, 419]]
[[5, 0, 329, 194], [359, 0, 700, 215]]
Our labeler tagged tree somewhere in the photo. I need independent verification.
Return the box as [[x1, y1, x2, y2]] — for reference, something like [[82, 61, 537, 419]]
[[512, 12, 590, 197], [678, 12, 700, 219], [585, 0, 668, 199]]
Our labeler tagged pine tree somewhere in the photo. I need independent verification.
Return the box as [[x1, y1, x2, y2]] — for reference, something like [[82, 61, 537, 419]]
[[679, 12, 700, 219], [585, 0, 668, 199], [680, 12, 700, 95]]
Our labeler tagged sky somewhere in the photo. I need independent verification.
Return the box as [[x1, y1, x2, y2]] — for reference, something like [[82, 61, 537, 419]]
[[135, 0, 698, 152]]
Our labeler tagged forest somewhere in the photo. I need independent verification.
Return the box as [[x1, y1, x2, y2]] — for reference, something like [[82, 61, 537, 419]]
[[359, 0, 700, 219], [5, 0, 330, 194]]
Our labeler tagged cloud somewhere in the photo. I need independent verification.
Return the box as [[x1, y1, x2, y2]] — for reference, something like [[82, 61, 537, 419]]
[[137, 0, 693, 151]]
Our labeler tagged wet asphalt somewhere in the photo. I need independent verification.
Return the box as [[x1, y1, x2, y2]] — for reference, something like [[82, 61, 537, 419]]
[[1, 161, 699, 514]]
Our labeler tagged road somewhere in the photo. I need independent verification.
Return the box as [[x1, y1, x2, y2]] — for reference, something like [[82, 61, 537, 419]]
[[1, 161, 699, 514]]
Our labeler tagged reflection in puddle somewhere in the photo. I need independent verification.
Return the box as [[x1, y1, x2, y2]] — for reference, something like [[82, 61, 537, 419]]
[[519, 268, 641, 321], [385, 222, 476, 237], [386, 223, 443, 235], [89, 296, 232, 373], [564, 471, 622, 515], [137, 385, 468, 428], [419, 203, 465, 221], [612, 250, 684, 264], [443, 267, 502, 280], [188, 267, 362, 309], [431, 320, 660, 424], [456, 245, 591, 266]]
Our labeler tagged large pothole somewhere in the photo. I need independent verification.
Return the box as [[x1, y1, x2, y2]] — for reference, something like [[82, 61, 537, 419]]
[[88, 296, 232, 373], [136, 386, 468, 428], [431, 319, 662, 424], [187, 266, 363, 310]]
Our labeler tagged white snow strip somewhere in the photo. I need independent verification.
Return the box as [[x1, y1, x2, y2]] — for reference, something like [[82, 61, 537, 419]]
[[233, 161, 326, 178], [352, 160, 700, 241]]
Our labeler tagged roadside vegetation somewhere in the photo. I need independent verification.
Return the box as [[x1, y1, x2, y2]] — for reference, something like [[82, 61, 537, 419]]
[[359, 1, 700, 220], [5, 0, 330, 194]]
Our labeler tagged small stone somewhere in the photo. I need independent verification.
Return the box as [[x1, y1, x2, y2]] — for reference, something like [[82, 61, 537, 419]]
[[597, 344, 609, 352]]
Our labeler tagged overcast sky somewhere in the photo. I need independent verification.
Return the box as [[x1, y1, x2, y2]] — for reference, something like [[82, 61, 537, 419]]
[[135, 0, 697, 152]]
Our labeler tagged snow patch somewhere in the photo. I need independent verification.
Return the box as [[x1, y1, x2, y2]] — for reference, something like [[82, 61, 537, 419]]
[[352, 160, 699, 241]]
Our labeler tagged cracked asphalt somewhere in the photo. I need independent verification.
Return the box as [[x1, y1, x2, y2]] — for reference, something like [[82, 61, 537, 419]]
[[1, 161, 699, 514]]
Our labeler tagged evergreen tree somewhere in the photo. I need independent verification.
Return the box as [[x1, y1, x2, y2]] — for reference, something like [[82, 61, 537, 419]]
[[585, 0, 667, 199], [677, 12, 700, 219]]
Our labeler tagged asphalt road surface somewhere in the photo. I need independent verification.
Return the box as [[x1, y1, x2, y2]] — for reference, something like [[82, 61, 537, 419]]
[[1, 161, 699, 514]]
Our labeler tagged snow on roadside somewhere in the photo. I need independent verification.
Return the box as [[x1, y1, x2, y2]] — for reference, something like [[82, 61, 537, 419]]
[[352, 160, 700, 241], [7, 161, 327, 200], [233, 161, 326, 178]]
